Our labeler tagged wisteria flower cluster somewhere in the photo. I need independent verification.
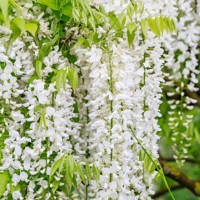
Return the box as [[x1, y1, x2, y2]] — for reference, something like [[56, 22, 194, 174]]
[[158, 0, 200, 164], [0, 0, 178, 199]]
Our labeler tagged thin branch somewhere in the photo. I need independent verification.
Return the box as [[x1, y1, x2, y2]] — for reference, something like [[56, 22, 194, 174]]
[[159, 159, 200, 196], [160, 156, 197, 164], [185, 90, 200, 107], [153, 184, 183, 199]]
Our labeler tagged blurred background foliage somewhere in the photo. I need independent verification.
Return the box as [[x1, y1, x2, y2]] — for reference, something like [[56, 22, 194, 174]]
[[156, 51, 200, 199]]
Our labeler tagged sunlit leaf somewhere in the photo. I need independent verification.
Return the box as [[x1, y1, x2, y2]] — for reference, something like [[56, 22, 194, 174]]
[[92, 165, 100, 182], [52, 180, 60, 193], [86, 162, 91, 182], [11, 17, 26, 33], [37, 0, 59, 10], [0, 0, 9, 26], [56, 69, 68, 92], [140, 19, 148, 40], [67, 67, 79, 93], [25, 22, 39, 36], [127, 22, 137, 47], [0, 171, 10, 197], [10, 17, 25, 40], [35, 60, 42, 79], [50, 155, 66, 178], [75, 37, 85, 49], [62, 3, 73, 17], [76, 163, 86, 184], [148, 17, 160, 37]]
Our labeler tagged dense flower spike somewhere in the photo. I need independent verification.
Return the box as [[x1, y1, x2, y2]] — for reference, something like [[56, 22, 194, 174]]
[[158, 0, 200, 163], [74, 1, 167, 199], [75, 35, 163, 199], [0, 2, 81, 199]]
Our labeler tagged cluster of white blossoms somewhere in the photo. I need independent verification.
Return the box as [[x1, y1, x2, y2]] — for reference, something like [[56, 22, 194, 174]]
[[157, 0, 200, 162], [75, 38, 163, 199], [73, 1, 167, 199], [140, 0, 200, 162], [0, 2, 82, 200]]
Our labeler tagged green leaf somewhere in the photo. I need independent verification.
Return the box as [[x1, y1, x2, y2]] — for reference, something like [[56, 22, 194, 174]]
[[171, 19, 177, 33], [65, 166, 73, 190], [133, 3, 138, 13], [92, 165, 100, 182], [37, 42, 52, 61], [187, 122, 194, 136], [35, 60, 42, 79], [72, 174, 77, 188], [0, 171, 10, 197], [67, 67, 79, 93], [118, 13, 126, 28], [127, 22, 137, 34], [28, 75, 38, 84], [62, 3, 73, 17], [155, 17, 161, 35], [51, 33, 60, 45], [88, 32, 95, 47], [85, 162, 91, 182], [67, 155, 75, 177], [37, 0, 60, 10], [148, 17, 160, 37], [56, 69, 68, 92], [109, 13, 121, 31], [34, 105, 44, 112], [10, 25, 21, 41], [11, 17, 26, 33], [50, 155, 66, 178], [56, 70, 63, 92], [167, 18, 176, 33], [142, 152, 156, 174], [140, 19, 148, 40], [59, 155, 66, 174], [25, 22, 39, 36], [80, 0, 91, 15], [10, 17, 26, 40], [75, 37, 85, 49], [72, 8, 81, 22], [0, 13, 4, 25], [10, 183, 21, 194], [93, 9, 106, 24], [76, 163, 86, 184], [64, 156, 76, 191], [127, 22, 137, 47], [8, 0, 20, 11], [52, 180, 60, 193], [39, 111, 47, 128], [194, 128, 200, 143], [127, 5, 134, 21], [0, 0, 9, 27], [88, 17, 96, 31], [159, 16, 165, 36], [81, 10, 88, 26]]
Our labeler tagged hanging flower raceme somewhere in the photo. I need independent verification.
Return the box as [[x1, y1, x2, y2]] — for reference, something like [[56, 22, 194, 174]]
[[0, 1, 82, 199], [156, 0, 200, 164], [75, 38, 163, 199], [74, 0, 175, 198]]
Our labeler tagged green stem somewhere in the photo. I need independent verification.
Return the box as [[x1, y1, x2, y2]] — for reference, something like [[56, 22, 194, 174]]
[[108, 48, 114, 183], [129, 126, 176, 200], [85, 90, 90, 199], [85, 184, 89, 200]]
